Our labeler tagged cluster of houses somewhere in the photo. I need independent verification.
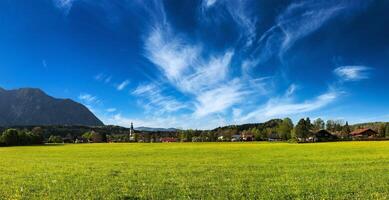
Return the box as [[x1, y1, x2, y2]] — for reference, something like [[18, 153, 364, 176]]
[[222, 128, 380, 143], [140, 128, 379, 143], [302, 128, 379, 142], [219, 132, 255, 142], [55, 125, 381, 143]]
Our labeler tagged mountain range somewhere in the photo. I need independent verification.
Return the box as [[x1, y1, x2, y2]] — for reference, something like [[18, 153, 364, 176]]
[[134, 127, 179, 132], [0, 87, 104, 127]]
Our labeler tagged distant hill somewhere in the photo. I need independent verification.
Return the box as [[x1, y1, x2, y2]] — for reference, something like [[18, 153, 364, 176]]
[[213, 119, 283, 131], [0, 87, 104, 126], [135, 127, 179, 132]]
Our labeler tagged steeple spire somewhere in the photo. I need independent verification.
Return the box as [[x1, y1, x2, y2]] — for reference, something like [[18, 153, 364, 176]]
[[129, 122, 134, 139]]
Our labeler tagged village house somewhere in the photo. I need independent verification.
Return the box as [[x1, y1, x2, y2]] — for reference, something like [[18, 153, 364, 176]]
[[309, 130, 338, 142], [231, 134, 241, 142], [241, 132, 254, 141], [217, 135, 225, 141], [63, 133, 74, 143], [160, 137, 177, 143], [350, 128, 378, 138], [268, 133, 282, 141]]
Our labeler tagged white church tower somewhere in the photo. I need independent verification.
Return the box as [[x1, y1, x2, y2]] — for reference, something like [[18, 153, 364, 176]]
[[129, 122, 134, 140]]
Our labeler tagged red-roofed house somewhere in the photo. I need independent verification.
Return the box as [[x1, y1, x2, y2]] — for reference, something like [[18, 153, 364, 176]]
[[160, 137, 177, 143], [350, 128, 377, 138]]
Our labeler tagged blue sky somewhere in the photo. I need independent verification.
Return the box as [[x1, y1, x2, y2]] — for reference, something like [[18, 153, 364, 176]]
[[0, 0, 388, 129]]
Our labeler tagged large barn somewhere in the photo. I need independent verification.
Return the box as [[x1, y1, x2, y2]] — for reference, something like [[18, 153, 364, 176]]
[[350, 128, 378, 138]]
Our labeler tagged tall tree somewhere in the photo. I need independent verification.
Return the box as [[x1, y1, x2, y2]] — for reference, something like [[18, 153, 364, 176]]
[[378, 124, 386, 137], [1, 129, 19, 146], [251, 127, 261, 141], [295, 118, 309, 141], [326, 120, 335, 132], [277, 118, 294, 140], [335, 120, 345, 132], [305, 118, 312, 130], [313, 118, 325, 131], [341, 121, 351, 139]]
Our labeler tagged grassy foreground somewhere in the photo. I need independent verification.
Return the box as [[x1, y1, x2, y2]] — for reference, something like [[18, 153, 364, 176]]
[[1, 142, 389, 199]]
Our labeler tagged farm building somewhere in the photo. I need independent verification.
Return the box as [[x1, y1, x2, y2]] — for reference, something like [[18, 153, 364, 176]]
[[350, 128, 378, 138], [268, 133, 282, 141], [311, 130, 338, 142], [231, 134, 241, 142], [63, 134, 74, 143], [217, 135, 225, 141], [241, 132, 254, 141], [160, 137, 177, 143]]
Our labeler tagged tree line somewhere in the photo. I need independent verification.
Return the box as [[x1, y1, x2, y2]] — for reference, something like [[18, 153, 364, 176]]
[[1, 118, 389, 145], [0, 127, 44, 146]]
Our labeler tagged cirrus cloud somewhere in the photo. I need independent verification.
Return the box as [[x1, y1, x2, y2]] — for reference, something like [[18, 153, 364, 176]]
[[334, 66, 371, 81]]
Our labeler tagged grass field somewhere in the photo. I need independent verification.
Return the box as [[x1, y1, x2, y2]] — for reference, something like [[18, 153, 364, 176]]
[[1, 142, 389, 199]]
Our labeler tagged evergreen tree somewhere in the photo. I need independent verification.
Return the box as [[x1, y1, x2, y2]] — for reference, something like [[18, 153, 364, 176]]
[[341, 121, 351, 139], [378, 124, 386, 137], [295, 118, 309, 141], [305, 118, 312, 130], [186, 129, 194, 142]]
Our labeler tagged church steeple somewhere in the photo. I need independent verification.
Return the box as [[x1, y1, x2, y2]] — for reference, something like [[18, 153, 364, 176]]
[[129, 122, 134, 138]]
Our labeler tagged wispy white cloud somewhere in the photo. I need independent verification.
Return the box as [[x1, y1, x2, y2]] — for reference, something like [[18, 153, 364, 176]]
[[42, 60, 48, 69], [116, 80, 130, 91], [94, 73, 112, 83], [132, 83, 186, 113], [144, 23, 251, 117], [201, 0, 257, 47], [179, 50, 233, 93], [102, 113, 230, 130], [203, 0, 217, 8], [53, 0, 76, 15], [194, 79, 247, 117], [104, 76, 112, 83], [94, 73, 104, 81], [131, 0, 369, 128], [103, 113, 186, 129], [145, 26, 199, 82], [249, 0, 369, 67], [241, 90, 339, 122], [334, 66, 371, 81], [78, 93, 99, 104], [106, 108, 117, 113], [285, 84, 298, 97], [78, 93, 102, 116]]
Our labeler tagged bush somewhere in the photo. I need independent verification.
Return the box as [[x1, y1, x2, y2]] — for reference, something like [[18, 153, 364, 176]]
[[1, 129, 19, 146], [83, 131, 106, 143], [47, 135, 63, 143], [31, 127, 45, 144], [0, 129, 45, 147]]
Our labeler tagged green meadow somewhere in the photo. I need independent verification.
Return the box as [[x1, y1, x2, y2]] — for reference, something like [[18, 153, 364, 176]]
[[1, 142, 389, 199]]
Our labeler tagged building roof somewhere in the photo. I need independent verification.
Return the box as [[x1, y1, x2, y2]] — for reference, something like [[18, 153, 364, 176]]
[[314, 130, 337, 138], [316, 130, 332, 134], [350, 128, 376, 136]]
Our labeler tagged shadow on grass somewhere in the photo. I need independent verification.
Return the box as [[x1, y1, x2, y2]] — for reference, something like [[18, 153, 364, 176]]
[[43, 143, 66, 147], [0, 143, 66, 148]]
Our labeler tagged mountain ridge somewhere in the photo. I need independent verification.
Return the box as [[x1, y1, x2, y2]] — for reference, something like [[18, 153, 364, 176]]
[[0, 87, 104, 126], [135, 127, 179, 132]]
